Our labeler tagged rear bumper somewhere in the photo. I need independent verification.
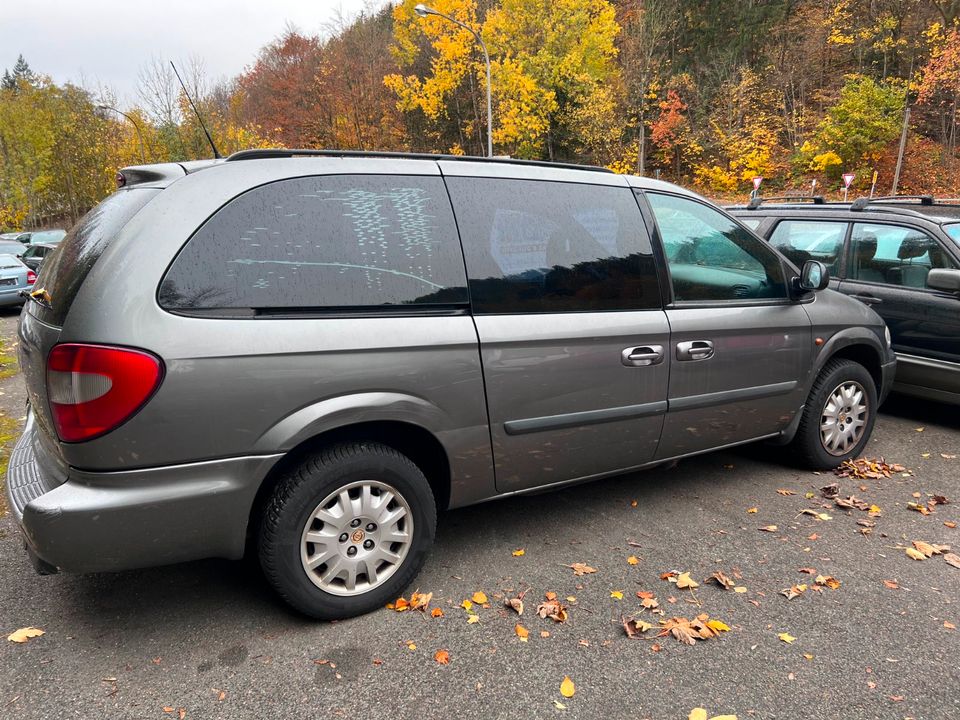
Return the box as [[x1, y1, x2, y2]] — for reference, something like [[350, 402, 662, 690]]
[[6, 415, 282, 574]]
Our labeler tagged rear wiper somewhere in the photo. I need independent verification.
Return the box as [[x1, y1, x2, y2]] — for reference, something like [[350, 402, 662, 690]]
[[20, 287, 52, 309]]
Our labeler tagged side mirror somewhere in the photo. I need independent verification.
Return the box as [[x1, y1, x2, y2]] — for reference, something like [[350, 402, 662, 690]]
[[798, 260, 830, 292], [928, 268, 960, 293]]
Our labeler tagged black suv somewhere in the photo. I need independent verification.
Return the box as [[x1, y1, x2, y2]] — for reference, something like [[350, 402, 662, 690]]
[[729, 196, 960, 404]]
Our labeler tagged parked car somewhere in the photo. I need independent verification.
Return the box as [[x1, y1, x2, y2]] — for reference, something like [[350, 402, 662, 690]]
[[8, 151, 894, 619], [729, 196, 960, 404], [0, 232, 30, 243], [0, 253, 36, 307], [26, 229, 66, 245], [0, 240, 26, 257], [19, 243, 56, 272]]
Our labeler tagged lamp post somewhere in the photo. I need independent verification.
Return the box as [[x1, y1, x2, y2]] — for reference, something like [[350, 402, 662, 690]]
[[97, 104, 147, 164], [414, 3, 492, 158]]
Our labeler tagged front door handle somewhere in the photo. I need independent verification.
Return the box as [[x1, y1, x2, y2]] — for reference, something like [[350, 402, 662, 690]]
[[676, 340, 714, 361], [849, 294, 882, 306], [621, 345, 664, 367]]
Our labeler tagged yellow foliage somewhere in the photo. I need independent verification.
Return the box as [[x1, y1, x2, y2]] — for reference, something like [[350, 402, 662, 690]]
[[809, 150, 843, 172]]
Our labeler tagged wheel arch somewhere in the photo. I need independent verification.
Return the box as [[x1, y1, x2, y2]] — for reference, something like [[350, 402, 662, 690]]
[[247, 420, 452, 552]]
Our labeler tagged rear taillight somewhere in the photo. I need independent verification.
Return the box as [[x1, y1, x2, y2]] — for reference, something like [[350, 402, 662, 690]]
[[27, 270, 36, 285], [46, 344, 163, 442]]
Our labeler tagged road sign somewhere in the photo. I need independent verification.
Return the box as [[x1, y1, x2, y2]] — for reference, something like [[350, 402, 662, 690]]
[[842, 173, 855, 189], [752, 176, 763, 190]]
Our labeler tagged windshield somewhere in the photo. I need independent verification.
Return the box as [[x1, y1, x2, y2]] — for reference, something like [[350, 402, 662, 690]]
[[946, 223, 960, 246]]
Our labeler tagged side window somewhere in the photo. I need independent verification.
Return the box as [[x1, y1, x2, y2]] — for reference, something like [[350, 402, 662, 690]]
[[445, 178, 661, 313], [768, 220, 846, 275], [646, 192, 787, 302], [159, 175, 468, 311], [738, 217, 763, 231], [849, 223, 958, 289]]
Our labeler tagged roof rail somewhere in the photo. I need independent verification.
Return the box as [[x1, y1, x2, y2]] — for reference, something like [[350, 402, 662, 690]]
[[850, 195, 934, 210], [745, 195, 825, 210], [224, 148, 615, 174]]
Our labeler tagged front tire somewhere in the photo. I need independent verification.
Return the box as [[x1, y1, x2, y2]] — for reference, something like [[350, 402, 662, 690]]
[[792, 358, 878, 469], [258, 442, 436, 619]]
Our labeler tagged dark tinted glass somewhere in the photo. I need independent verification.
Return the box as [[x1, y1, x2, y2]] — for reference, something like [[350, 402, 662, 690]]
[[446, 178, 660, 313], [160, 175, 468, 311], [647, 192, 787, 302], [33, 187, 159, 326]]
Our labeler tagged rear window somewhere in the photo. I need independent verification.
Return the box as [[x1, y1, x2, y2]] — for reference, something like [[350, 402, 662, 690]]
[[32, 188, 158, 326], [159, 175, 468, 313]]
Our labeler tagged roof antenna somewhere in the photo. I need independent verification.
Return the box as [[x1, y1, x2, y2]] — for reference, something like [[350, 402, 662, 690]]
[[170, 61, 221, 159]]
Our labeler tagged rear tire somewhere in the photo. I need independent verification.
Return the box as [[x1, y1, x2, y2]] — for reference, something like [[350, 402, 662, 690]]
[[258, 441, 436, 619], [792, 358, 878, 469]]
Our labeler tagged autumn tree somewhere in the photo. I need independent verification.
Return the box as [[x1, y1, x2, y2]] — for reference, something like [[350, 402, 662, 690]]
[[917, 28, 960, 160]]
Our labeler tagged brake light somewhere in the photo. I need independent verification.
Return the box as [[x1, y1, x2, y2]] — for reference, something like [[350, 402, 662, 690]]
[[27, 269, 36, 285], [47, 344, 163, 442]]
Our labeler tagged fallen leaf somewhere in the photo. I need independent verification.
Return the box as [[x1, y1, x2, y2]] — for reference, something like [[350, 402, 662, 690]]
[[537, 594, 569, 623], [916, 427, 925, 432], [780, 584, 807, 600], [431, 607, 444, 618], [913, 540, 942, 557], [820, 483, 840, 498], [905, 547, 927, 561], [778, 632, 796, 644], [553, 700, 567, 710], [733, 586, 748, 594], [568, 563, 597, 576], [759, 525, 778, 532], [434, 649, 450, 665], [623, 617, 654, 638], [179, 709, 186, 720], [651, 643, 662, 652], [7, 627, 44, 643], [512, 549, 525, 557], [214, 689, 226, 702], [627, 556, 639, 566], [777, 488, 797, 496], [689, 710, 708, 720], [798, 567, 817, 574], [471, 591, 488, 605], [747, 507, 758, 514], [407, 642, 417, 651], [630, 500, 638, 507], [907, 502, 932, 515], [800, 508, 832, 520], [671, 571, 699, 590], [461, 599, 473, 611], [610, 590, 624, 600], [540, 631, 550, 638], [706, 619, 731, 633], [945, 621, 956, 630], [466, 615, 480, 624], [804, 653, 814, 660], [945, 521, 957, 529], [815, 575, 841, 590], [515, 624, 529, 642], [505, 596, 524, 615], [410, 591, 432, 610], [559, 676, 575, 698], [944, 553, 960, 570], [707, 571, 736, 590], [942, 453, 957, 459], [388, 597, 410, 612], [163, 708, 175, 714]]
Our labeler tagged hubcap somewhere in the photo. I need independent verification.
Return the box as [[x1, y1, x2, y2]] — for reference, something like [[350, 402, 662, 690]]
[[820, 381, 868, 456], [300, 480, 413, 597]]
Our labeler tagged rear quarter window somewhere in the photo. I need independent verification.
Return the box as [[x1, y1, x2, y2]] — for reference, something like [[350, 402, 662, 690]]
[[159, 175, 468, 313]]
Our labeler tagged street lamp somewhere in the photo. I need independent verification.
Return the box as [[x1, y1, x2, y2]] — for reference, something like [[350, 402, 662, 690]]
[[414, 3, 492, 158], [97, 104, 147, 164]]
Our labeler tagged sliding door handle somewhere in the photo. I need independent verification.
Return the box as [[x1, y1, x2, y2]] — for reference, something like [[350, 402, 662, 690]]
[[676, 340, 714, 361]]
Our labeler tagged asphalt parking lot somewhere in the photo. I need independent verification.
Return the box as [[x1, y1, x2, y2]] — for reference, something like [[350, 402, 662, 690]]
[[0, 310, 957, 720]]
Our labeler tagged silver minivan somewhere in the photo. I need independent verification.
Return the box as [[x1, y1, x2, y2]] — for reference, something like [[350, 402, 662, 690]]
[[7, 151, 895, 619]]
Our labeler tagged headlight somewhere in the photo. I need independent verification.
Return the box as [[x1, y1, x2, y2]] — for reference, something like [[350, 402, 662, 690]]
[[884, 326, 891, 348]]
